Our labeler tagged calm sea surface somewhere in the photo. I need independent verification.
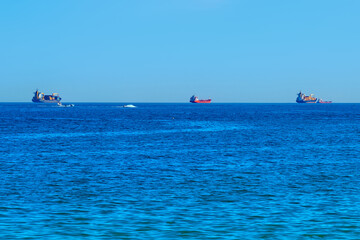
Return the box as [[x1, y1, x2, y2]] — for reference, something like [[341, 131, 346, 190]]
[[1, 103, 360, 239]]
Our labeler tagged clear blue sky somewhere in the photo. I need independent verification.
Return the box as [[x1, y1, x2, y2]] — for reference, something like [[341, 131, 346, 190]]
[[1, 0, 359, 102]]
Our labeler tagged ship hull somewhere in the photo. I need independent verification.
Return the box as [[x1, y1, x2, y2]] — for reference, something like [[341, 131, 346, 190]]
[[296, 100, 317, 103], [32, 99, 60, 103], [190, 100, 211, 103], [296, 100, 332, 104]]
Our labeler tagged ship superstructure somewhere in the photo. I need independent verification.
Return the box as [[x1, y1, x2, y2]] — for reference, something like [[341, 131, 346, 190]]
[[296, 91, 332, 103], [190, 95, 211, 103], [32, 89, 62, 103]]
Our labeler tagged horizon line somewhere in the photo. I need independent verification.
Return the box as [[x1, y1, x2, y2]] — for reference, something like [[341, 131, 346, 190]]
[[0, 101, 358, 104]]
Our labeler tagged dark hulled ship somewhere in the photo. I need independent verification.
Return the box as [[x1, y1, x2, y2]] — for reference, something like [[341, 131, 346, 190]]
[[296, 91, 332, 103], [32, 89, 61, 103]]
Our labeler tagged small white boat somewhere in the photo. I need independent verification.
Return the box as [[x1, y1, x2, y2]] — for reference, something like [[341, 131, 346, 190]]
[[58, 102, 75, 107], [122, 104, 136, 108]]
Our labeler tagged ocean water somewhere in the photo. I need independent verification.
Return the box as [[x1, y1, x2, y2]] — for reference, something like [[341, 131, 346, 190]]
[[1, 103, 360, 239]]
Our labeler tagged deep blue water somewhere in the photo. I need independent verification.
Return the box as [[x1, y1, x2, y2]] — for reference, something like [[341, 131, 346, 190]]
[[1, 103, 360, 239]]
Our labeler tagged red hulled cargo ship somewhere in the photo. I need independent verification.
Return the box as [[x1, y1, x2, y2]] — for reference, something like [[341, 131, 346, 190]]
[[190, 95, 211, 103]]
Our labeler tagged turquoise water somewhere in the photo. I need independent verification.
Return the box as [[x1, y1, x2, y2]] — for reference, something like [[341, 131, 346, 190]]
[[1, 103, 360, 239]]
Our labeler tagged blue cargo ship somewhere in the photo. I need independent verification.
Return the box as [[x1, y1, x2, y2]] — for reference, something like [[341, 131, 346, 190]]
[[296, 91, 332, 103], [32, 89, 62, 103]]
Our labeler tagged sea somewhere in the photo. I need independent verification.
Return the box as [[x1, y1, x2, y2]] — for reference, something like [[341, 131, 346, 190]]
[[1, 103, 360, 239]]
